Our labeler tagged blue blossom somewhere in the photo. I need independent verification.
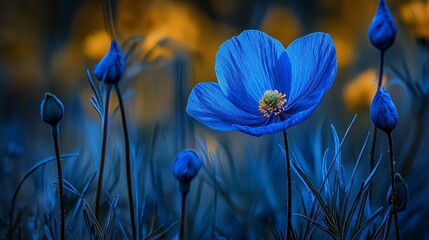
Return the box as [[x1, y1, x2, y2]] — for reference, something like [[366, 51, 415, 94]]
[[370, 88, 398, 133], [368, 0, 396, 51], [94, 39, 125, 84], [187, 30, 337, 136], [172, 150, 202, 183], [387, 174, 408, 212], [40, 93, 64, 126]]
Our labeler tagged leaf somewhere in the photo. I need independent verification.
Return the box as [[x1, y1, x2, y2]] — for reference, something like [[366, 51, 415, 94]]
[[351, 207, 383, 240], [266, 225, 284, 240], [9, 153, 79, 234], [91, 96, 103, 119], [44, 225, 55, 240], [82, 200, 104, 239], [68, 171, 98, 229], [291, 160, 331, 219], [294, 214, 339, 240]]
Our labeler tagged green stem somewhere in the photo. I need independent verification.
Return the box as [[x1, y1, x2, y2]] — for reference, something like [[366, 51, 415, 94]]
[[387, 132, 400, 240], [114, 84, 136, 239], [283, 131, 293, 240], [95, 84, 112, 219], [52, 125, 65, 240], [180, 192, 188, 240]]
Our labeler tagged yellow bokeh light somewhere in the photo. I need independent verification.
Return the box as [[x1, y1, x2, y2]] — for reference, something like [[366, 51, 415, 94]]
[[343, 68, 386, 112]]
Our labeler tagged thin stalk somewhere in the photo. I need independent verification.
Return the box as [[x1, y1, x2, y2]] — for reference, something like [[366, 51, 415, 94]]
[[283, 131, 293, 240], [377, 50, 385, 88], [369, 50, 385, 200], [387, 132, 400, 240], [7, 153, 78, 239], [95, 84, 112, 219], [180, 192, 188, 240], [370, 50, 385, 171], [382, 207, 393, 240], [52, 125, 65, 240], [114, 83, 136, 239]]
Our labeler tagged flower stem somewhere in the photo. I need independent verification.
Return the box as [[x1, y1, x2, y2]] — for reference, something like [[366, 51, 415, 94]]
[[370, 50, 385, 171], [387, 132, 400, 240], [282, 131, 292, 240], [369, 50, 385, 199], [180, 192, 188, 240], [114, 83, 136, 239], [377, 50, 385, 88], [52, 124, 65, 240], [95, 84, 112, 219]]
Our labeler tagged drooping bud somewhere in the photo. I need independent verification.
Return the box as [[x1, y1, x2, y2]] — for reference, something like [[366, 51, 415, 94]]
[[93, 39, 124, 84], [172, 150, 202, 193], [370, 88, 398, 133], [387, 173, 408, 212], [368, 0, 397, 51], [40, 93, 64, 126]]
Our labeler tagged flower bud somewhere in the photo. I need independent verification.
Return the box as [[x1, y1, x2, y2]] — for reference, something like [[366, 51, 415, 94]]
[[93, 39, 124, 84], [387, 174, 408, 212], [370, 88, 398, 133], [172, 150, 202, 184], [368, 0, 396, 51], [40, 93, 64, 126]]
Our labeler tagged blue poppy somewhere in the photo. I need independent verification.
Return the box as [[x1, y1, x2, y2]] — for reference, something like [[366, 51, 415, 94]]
[[386, 174, 408, 212], [94, 39, 125, 84], [370, 87, 398, 133], [368, 0, 396, 51], [187, 30, 337, 136], [41, 92, 64, 126], [172, 150, 202, 183]]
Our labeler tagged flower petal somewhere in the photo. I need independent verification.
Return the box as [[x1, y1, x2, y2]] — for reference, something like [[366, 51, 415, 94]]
[[285, 32, 337, 114], [187, 82, 264, 131], [233, 101, 321, 136], [215, 30, 291, 114]]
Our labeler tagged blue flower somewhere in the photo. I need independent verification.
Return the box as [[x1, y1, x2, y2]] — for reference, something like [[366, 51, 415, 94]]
[[368, 0, 396, 51], [370, 88, 398, 133], [172, 150, 202, 183], [186, 30, 337, 136], [40, 93, 64, 126], [387, 174, 408, 212], [94, 39, 125, 84]]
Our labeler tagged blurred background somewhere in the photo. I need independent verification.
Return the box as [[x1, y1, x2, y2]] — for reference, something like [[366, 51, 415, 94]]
[[1, 0, 429, 238]]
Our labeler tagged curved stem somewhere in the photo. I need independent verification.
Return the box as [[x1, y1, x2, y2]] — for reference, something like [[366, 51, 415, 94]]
[[283, 131, 292, 240], [387, 132, 400, 240], [52, 125, 65, 240], [95, 84, 112, 219], [114, 84, 136, 239], [180, 192, 188, 240], [7, 153, 78, 239]]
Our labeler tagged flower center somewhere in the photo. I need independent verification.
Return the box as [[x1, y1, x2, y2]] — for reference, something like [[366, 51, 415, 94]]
[[258, 90, 287, 118]]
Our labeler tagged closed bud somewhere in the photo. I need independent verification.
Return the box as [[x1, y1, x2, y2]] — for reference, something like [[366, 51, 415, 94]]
[[368, 0, 396, 51], [370, 88, 398, 133], [387, 174, 408, 212], [94, 39, 124, 84], [40, 93, 64, 126], [172, 150, 202, 185]]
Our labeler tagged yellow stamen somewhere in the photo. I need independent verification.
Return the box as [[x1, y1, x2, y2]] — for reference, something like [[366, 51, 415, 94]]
[[258, 90, 287, 118]]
